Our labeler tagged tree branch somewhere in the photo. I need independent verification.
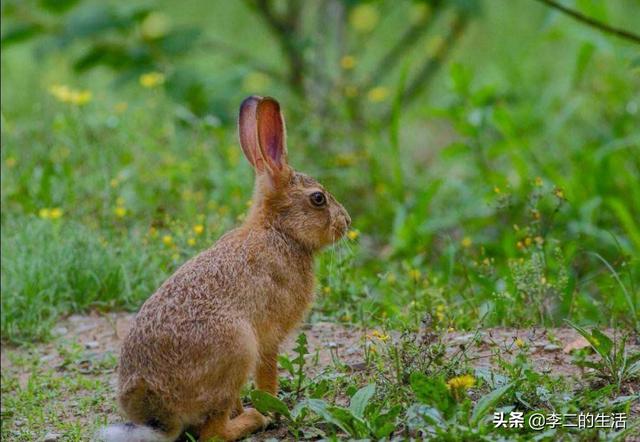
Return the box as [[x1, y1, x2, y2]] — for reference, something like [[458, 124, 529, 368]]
[[244, 0, 307, 96], [364, 6, 444, 90], [531, 0, 640, 44], [381, 13, 468, 122]]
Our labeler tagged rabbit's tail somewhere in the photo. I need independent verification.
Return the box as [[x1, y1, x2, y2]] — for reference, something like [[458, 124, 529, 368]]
[[94, 423, 175, 442]]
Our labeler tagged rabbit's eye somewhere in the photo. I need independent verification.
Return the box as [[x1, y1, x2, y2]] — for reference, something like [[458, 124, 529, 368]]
[[310, 191, 326, 207]]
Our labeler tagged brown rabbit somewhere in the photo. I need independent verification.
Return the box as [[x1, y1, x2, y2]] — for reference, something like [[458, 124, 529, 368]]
[[96, 96, 351, 442]]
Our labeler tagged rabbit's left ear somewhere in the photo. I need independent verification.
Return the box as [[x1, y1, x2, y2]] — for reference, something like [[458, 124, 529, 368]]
[[256, 97, 288, 177], [238, 95, 266, 172]]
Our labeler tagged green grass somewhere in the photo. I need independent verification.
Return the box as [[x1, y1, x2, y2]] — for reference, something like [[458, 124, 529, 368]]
[[1, 1, 639, 342], [1, 0, 640, 440]]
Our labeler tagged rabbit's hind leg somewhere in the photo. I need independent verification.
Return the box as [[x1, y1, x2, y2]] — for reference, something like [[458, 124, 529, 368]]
[[198, 407, 268, 441]]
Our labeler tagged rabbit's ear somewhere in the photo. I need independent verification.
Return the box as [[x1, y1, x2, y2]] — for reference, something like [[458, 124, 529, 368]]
[[256, 97, 288, 177], [238, 95, 266, 172]]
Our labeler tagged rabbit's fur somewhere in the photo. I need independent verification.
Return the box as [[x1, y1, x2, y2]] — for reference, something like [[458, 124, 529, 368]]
[[97, 97, 350, 442]]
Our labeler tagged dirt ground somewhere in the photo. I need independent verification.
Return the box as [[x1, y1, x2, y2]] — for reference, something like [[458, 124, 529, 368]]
[[1, 313, 638, 441]]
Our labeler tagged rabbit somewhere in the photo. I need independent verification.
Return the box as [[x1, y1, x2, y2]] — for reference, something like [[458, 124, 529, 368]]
[[96, 96, 351, 442]]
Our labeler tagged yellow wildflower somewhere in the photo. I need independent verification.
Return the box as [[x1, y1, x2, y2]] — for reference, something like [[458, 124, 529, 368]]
[[386, 272, 397, 284], [49, 84, 92, 106], [493, 186, 501, 194], [71, 90, 92, 105], [370, 330, 390, 342], [193, 224, 205, 235], [114, 206, 127, 218], [187, 237, 196, 246], [48, 208, 63, 219], [367, 86, 389, 103], [340, 55, 356, 70], [554, 187, 565, 199], [408, 268, 421, 281], [323, 286, 331, 294], [525, 237, 532, 246], [446, 374, 476, 390], [515, 338, 525, 348], [461, 237, 472, 248], [162, 235, 173, 246], [347, 229, 360, 241], [139, 72, 165, 88], [349, 4, 379, 33], [39, 208, 51, 219]]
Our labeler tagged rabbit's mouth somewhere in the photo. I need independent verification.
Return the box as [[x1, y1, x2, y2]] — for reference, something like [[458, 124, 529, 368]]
[[331, 216, 350, 240]]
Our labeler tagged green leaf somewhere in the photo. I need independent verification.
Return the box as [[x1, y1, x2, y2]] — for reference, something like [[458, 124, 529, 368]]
[[159, 27, 202, 55], [591, 328, 613, 357], [302, 399, 354, 436], [39, 0, 81, 14], [573, 360, 604, 371], [1, 23, 43, 47], [329, 406, 365, 437], [471, 383, 512, 426], [410, 372, 456, 418], [277, 355, 295, 377], [250, 390, 290, 418], [573, 41, 595, 86], [349, 383, 375, 418], [607, 198, 640, 252], [373, 405, 402, 438], [566, 321, 614, 362]]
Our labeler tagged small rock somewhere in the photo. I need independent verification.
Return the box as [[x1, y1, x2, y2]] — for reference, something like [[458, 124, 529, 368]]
[[51, 327, 68, 337], [85, 341, 99, 349], [349, 361, 367, 371], [543, 344, 561, 351], [40, 354, 55, 363], [76, 323, 97, 333], [43, 432, 62, 441]]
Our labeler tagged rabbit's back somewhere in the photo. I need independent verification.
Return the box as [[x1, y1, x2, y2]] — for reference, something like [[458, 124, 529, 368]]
[[118, 226, 314, 415]]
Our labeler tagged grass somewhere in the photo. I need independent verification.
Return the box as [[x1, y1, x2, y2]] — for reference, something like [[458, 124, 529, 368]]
[[1, 0, 639, 440], [1, 323, 638, 441]]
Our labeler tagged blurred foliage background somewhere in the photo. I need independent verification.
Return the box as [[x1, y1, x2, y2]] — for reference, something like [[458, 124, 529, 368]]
[[1, 0, 639, 343]]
